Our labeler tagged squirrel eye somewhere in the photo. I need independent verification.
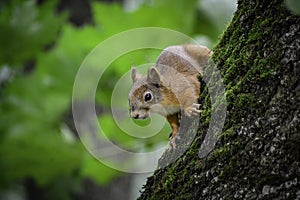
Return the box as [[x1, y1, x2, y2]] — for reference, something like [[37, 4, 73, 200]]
[[144, 92, 152, 102]]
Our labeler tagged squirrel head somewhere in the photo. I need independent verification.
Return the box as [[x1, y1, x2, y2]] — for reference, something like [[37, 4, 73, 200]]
[[128, 67, 163, 119]]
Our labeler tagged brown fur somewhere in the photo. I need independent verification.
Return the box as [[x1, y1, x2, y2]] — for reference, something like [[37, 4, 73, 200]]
[[129, 44, 211, 148]]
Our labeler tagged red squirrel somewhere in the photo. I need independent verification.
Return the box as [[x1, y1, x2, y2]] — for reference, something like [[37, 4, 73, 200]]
[[128, 44, 212, 148]]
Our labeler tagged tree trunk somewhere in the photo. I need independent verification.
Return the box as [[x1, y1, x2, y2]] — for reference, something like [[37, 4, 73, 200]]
[[138, 0, 300, 199]]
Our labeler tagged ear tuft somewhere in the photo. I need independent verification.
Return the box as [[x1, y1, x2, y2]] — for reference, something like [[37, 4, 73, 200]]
[[131, 66, 137, 82], [147, 67, 161, 84], [131, 66, 143, 83]]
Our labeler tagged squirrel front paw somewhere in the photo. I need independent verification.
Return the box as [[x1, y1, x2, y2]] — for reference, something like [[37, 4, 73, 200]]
[[184, 103, 202, 117]]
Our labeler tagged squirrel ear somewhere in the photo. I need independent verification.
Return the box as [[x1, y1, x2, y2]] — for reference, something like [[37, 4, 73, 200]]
[[131, 67, 137, 82], [131, 66, 142, 83], [131, 66, 140, 83], [147, 67, 161, 84]]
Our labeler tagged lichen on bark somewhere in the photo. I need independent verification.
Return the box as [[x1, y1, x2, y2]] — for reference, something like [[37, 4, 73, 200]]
[[138, 0, 300, 199]]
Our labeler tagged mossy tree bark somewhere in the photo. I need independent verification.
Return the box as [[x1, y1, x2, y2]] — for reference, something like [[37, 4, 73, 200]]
[[138, 0, 300, 199]]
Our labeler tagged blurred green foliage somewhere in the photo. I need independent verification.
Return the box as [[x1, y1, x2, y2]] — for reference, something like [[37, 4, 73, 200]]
[[0, 0, 235, 198], [285, 0, 300, 15], [0, 0, 66, 66]]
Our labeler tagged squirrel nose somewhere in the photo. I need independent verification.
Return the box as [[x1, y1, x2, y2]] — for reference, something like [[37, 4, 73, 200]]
[[133, 114, 139, 119]]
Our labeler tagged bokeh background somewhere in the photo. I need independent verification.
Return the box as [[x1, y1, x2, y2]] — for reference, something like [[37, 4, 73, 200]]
[[0, 0, 238, 199]]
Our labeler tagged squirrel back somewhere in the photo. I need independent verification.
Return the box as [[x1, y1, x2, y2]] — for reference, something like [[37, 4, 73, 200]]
[[156, 44, 210, 76]]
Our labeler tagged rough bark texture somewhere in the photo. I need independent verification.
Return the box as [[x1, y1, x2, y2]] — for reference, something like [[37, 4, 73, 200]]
[[138, 0, 300, 199]]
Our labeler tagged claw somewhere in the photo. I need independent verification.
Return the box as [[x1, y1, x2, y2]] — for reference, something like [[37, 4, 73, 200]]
[[192, 103, 201, 109], [184, 103, 202, 117]]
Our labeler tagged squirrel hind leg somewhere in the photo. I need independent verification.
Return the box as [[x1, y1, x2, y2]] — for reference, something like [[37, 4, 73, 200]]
[[169, 137, 177, 149], [184, 103, 202, 117], [167, 113, 180, 149]]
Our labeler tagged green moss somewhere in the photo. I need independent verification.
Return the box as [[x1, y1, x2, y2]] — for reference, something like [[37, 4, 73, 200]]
[[219, 162, 235, 178], [211, 146, 231, 157], [218, 127, 235, 140], [258, 175, 287, 189], [236, 93, 255, 107]]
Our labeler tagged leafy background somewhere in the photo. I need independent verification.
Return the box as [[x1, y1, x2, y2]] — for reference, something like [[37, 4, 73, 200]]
[[4, 0, 298, 199]]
